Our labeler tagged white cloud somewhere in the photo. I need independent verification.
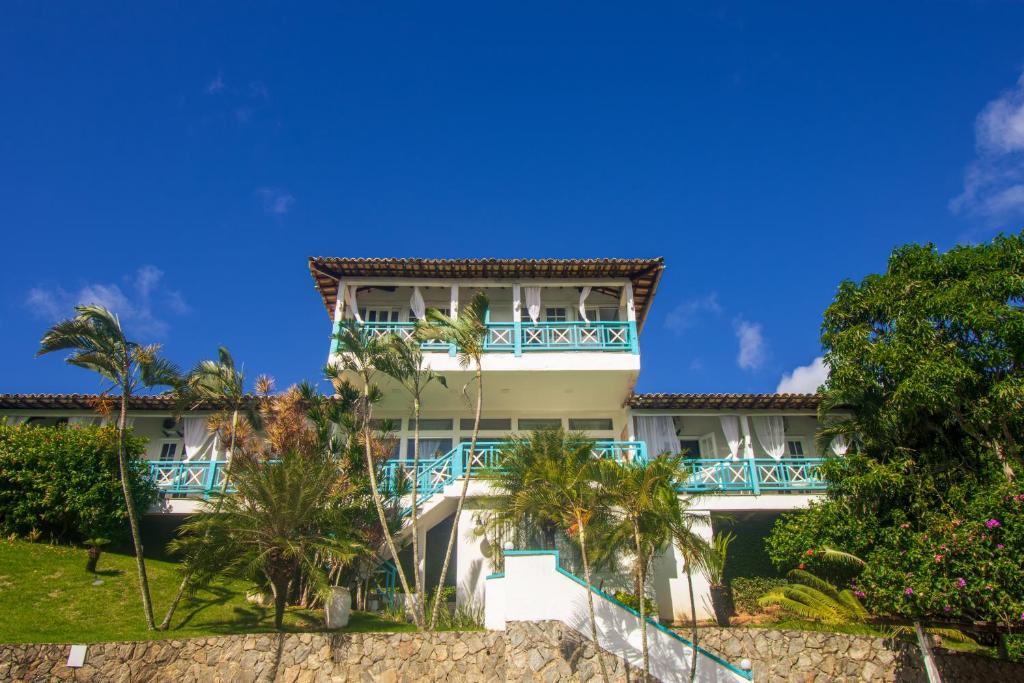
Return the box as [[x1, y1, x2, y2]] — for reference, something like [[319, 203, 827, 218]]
[[951, 70, 1024, 218], [776, 356, 829, 394], [665, 293, 721, 334], [206, 71, 225, 94], [257, 187, 295, 215], [25, 266, 188, 338], [734, 319, 766, 371]]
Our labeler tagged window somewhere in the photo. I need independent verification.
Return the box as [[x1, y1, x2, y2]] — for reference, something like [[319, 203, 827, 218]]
[[358, 308, 400, 323], [409, 418, 453, 431], [460, 418, 511, 431], [408, 307, 449, 322], [369, 418, 401, 431], [568, 418, 614, 431], [405, 438, 453, 459], [544, 307, 568, 322], [159, 442, 179, 462], [518, 418, 562, 431], [786, 439, 805, 456], [585, 307, 620, 322], [679, 439, 701, 458]]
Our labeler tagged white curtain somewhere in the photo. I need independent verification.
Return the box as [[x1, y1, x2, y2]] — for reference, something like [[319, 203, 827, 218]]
[[635, 415, 679, 457], [524, 287, 541, 324], [753, 416, 786, 461], [409, 286, 426, 320], [578, 286, 592, 323], [183, 416, 214, 461], [720, 415, 741, 460], [740, 415, 754, 458], [67, 416, 97, 428], [345, 285, 363, 322], [831, 434, 850, 457], [414, 439, 452, 461]]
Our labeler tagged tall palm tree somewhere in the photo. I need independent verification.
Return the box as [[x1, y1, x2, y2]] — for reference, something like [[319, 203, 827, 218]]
[[597, 455, 687, 682], [489, 429, 612, 683], [169, 449, 364, 629], [328, 320, 418, 618], [375, 335, 447, 628], [159, 346, 261, 630], [415, 291, 489, 629], [37, 304, 181, 630]]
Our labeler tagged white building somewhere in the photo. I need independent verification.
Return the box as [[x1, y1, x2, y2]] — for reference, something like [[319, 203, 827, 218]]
[[1, 256, 841, 624]]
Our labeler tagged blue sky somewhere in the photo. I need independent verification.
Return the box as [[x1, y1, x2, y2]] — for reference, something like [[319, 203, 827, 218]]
[[2, 2, 1024, 396]]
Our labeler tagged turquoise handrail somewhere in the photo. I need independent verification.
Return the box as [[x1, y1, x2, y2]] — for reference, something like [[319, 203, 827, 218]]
[[354, 320, 638, 354]]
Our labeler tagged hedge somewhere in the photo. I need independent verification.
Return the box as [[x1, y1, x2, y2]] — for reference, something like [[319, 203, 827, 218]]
[[0, 423, 156, 543]]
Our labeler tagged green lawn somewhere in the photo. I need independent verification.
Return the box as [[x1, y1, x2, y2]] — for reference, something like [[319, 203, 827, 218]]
[[0, 539, 415, 643]]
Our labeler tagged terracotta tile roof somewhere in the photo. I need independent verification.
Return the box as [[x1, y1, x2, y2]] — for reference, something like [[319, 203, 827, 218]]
[[0, 393, 266, 412], [308, 257, 665, 330], [628, 392, 822, 410]]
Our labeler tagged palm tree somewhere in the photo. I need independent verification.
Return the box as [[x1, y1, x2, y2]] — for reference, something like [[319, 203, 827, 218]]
[[328, 320, 418, 619], [159, 346, 261, 630], [415, 291, 489, 630], [488, 429, 612, 683], [671, 506, 716, 683], [375, 335, 448, 628], [597, 455, 687, 682], [37, 304, 181, 630], [169, 450, 364, 629]]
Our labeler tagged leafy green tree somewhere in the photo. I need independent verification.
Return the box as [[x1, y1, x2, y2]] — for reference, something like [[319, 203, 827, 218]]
[[37, 305, 181, 630], [670, 507, 716, 683], [375, 335, 448, 628], [416, 291, 490, 630], [597, 455, 686, 682], [169, 450, 364, 630], [488, 429, 613, 683]]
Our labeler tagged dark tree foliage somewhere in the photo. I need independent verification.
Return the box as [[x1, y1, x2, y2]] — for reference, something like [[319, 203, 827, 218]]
[[768, 233, 1024, 627], [0, 424, 156, 543]]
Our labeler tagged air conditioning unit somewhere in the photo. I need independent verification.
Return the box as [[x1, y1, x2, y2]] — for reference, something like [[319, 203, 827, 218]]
[[162, 418, 181, 438]]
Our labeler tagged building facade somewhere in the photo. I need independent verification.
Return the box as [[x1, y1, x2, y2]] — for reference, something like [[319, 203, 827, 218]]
[[0, 257, 841, 624]]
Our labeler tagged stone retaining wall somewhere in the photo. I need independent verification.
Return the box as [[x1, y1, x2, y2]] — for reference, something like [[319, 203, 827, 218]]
[[694, 626, 1024, 682], [3, 623, 1023, 682]]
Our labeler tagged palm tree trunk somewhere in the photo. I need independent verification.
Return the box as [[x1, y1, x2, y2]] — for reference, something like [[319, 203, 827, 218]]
[[578, 515, 611, 683], [117, 391, 156, 630], [633, 523, 650, 683], [272, 575, 289, 631], [159, 407, 240, 630], [430, 365, 482, 630], [359, 380, 416, 618], [410, 396, 426, 628], [686, 566, 698, 683]]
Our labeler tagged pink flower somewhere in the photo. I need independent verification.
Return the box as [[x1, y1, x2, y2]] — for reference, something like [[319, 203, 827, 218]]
[[806, 549, 814, 556], [956, 578, 967, 589], [854, 590, 866, 599], [900, 523, 910, 529], [943, 606, 952, 613], [997, 544, 1005, 549], [904, 587, 914, 596], [934, 554, 943, 563], [985, 519, 1001, 529]]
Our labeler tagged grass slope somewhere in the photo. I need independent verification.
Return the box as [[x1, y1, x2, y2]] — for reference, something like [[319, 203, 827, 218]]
[[0, 539, 414, 643]]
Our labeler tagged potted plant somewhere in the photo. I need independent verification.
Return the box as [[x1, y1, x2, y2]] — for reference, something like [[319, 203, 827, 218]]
[[705, 532, 735, 626]]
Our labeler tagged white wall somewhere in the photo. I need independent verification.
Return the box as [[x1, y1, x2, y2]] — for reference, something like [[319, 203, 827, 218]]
[[486, 551, 750, 682]]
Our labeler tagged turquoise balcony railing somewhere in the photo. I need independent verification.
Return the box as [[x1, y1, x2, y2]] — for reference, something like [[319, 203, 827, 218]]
[[332, 319, 639, 356], [678, 457, 827, 495], [147, 460, 231, 495]]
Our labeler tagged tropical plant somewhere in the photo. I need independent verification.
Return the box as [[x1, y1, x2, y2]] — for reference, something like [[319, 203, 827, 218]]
[[487, 429, 612, 682], [168, 449, 364, 629], [375, 334, 448, 627], [84, 537, 110, 574], [415, 291, 490, 630], [37, 304, 181, 630], [671, 508, 717, 683], [328, 320, 418, 622], [159, 346, 263, 630], [597, 455, 687, 682], [758, 568, 870, 624]]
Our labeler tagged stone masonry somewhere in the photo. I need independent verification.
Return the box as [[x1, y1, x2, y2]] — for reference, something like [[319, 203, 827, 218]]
[[2, 622, 1023, 682]]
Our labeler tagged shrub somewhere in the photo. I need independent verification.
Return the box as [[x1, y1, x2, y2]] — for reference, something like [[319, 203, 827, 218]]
[[731, 576, 788, 615], [613, 590, 657, 616], [0, 424, 156, 543]]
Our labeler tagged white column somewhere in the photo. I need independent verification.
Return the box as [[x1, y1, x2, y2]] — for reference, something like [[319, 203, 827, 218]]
[[512, 284, 522, 356], [449, 285, 459, 319], [622, 281, 637, 322], [455, 508, 488, 609], [328, 278, 347, 363], [653, 509, 715, 622]]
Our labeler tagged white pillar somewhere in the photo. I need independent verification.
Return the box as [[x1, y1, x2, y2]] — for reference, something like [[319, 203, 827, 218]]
[[653, 509, 715, 623], [512, 284, 522, 356], [622, 281, 637, 322], [455, 507, 488, 609], [449, 285, 459, 319]]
